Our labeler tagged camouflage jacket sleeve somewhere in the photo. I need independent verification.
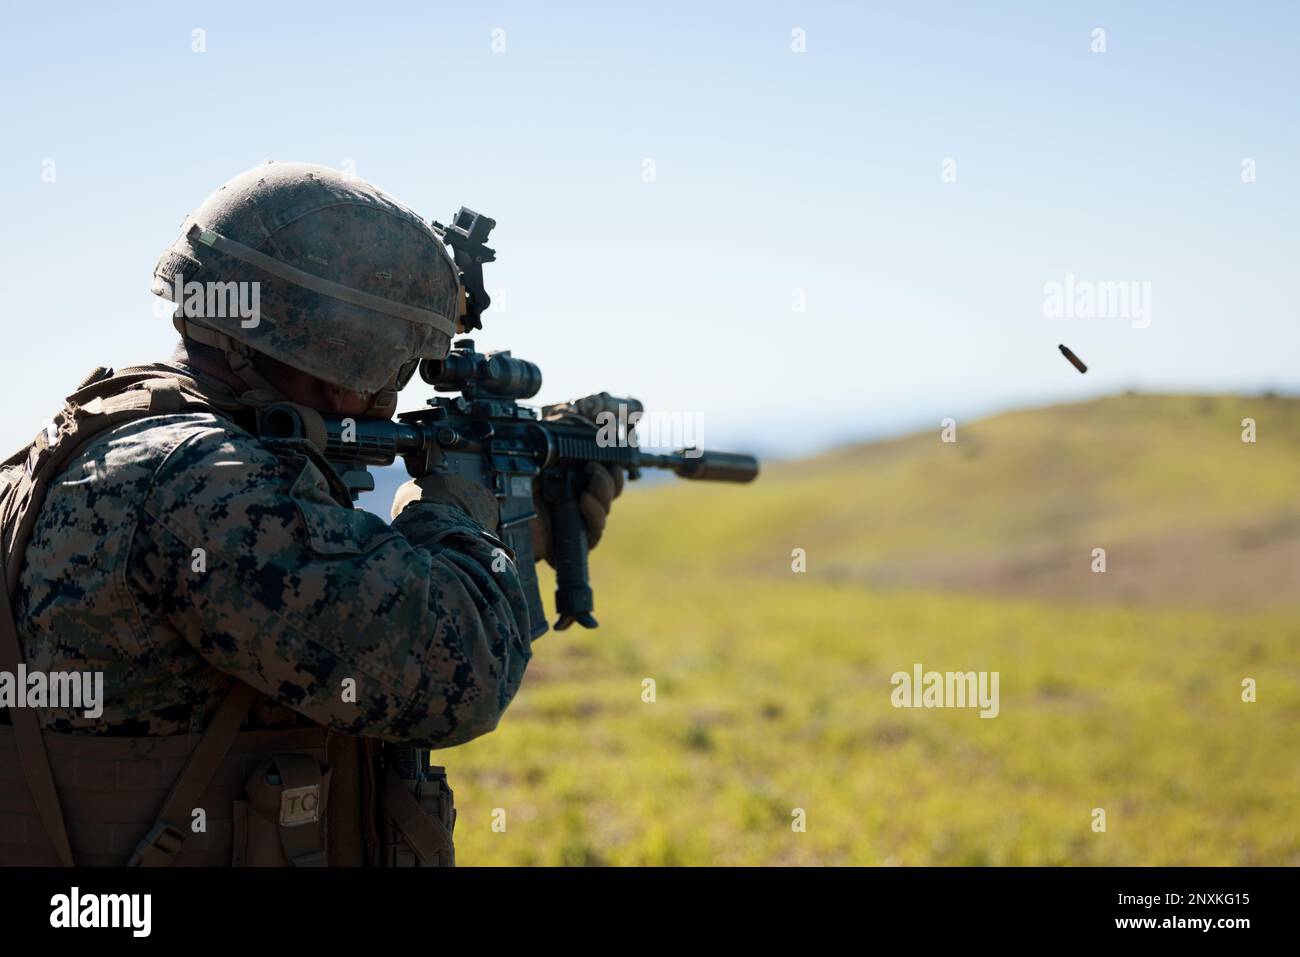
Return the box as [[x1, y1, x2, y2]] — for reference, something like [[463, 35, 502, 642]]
[[131, 414, 533, 748]]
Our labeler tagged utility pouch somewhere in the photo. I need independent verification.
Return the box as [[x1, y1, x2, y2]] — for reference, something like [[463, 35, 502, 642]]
[[235, 753, 332, 867]]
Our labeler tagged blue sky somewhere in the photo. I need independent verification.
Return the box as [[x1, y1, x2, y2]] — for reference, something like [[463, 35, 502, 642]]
[[2, 1, 1296, 457]]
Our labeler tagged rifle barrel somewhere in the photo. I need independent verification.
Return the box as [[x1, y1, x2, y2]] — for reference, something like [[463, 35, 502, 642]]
[[637, 449, 759, 483]]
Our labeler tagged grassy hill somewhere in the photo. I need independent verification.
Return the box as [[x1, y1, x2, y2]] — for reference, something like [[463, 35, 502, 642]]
[[598, 392, 1300, 608], [438, 392, 1300, 865]]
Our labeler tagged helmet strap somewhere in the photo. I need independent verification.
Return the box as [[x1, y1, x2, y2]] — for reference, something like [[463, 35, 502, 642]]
[[173, 315, 284, 399]]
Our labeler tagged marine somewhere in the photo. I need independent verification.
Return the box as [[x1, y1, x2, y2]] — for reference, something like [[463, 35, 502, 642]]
[[0, 162, 623, 867]]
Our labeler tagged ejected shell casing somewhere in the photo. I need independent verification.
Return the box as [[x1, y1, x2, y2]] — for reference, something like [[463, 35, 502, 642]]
[[1058, 344, 1087, 374]]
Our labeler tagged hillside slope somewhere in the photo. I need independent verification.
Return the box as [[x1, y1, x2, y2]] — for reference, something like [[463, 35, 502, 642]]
[[599, 392, 1300, 609], [437, 392, 1300, 866]]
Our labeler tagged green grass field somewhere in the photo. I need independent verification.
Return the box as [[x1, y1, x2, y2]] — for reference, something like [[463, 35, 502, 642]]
[[442, 393, 1300, 865]]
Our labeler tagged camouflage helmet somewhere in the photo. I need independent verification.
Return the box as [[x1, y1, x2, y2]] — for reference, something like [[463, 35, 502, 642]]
[[153, 161, 461, 406]]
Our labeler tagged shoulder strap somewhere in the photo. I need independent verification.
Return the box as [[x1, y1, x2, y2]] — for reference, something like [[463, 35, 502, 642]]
[[2, 368, 197, 595], [0, 553, 75, 866]]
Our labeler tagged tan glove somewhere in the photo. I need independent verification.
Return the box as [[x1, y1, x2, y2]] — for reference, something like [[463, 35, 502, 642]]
[[391, 473, 501, 531], [531, 461, 625, 564]]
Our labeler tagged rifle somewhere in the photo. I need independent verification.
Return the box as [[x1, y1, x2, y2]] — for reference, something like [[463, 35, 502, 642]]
[[258, 208, 759, 639]]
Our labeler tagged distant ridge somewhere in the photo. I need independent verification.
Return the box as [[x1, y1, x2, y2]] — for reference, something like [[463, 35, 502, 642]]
[[598, 392, 1300, 609]]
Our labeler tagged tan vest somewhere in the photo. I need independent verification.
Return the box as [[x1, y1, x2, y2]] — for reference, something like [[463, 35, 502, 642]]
[[0, 366, 454, 867]]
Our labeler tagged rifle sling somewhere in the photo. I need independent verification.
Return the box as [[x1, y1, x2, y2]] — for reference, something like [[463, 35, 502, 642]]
[[127, 681, 259, 866]]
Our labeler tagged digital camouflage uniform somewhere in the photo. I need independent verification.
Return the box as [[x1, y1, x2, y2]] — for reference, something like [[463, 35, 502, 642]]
[[16, 371, 532, 744]]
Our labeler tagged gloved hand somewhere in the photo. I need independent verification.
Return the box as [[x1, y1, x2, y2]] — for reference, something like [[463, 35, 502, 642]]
[[531, 461, 625, 565], [391, 473, 501, 531]]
